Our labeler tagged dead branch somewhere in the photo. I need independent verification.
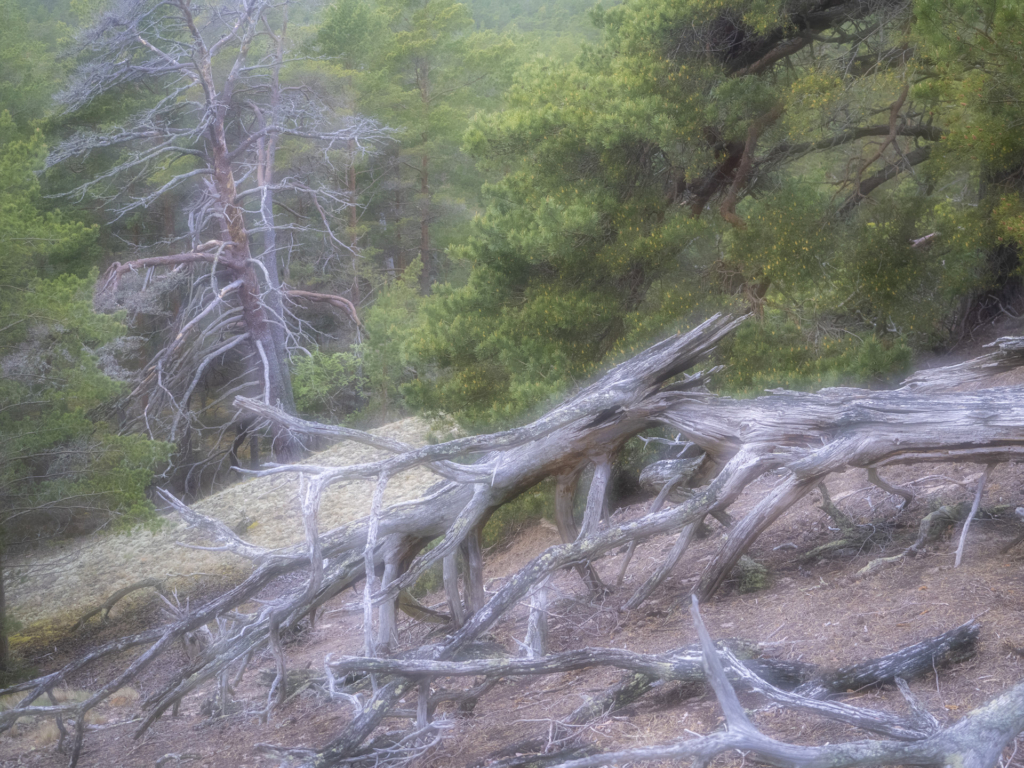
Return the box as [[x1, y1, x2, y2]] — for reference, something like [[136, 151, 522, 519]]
[[71, 578, 166, 631], [327, 620, 974, 716], [453, 622, 977, 767], [720, 103, 786, 228], [855, 502, 971, 578], [955, 463, 995, 567], [286, 290, 364, 330], [543, 600, 1019, 768], [842, 82, 910, 202], [867, 468, 915, 510], [837, 145, 933, 215], [901, 336, 1024, 391]]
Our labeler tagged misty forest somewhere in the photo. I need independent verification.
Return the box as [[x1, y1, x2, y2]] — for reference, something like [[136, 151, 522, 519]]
[[3, 0, 1024, 765]]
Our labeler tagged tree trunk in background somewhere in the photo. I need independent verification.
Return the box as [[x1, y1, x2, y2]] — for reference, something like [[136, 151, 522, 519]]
[[395, 188, 405, 273], [209, 113, 299, 460], [348, 138, 362, 307], [0, 545, 9, 676], [420, 150, 431, 294], [256, 7, 296, 420]]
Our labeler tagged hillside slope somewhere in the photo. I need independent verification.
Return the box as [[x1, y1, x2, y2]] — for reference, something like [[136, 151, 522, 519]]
[[7, 418, 433, 635]]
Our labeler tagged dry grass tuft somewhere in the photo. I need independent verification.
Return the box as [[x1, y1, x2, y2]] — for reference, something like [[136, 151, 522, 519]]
[[49, 687, 91, 706], [1, 686, 103, 745], [0, 686, 91, 712], [27, 720, 62, 747], [26, 710, 106, 748], [108, 686, 140, 707], [0, 692, 24, 712]]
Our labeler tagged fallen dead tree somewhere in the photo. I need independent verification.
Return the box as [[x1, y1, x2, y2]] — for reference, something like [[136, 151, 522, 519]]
[[2, 316, 1024, 766]]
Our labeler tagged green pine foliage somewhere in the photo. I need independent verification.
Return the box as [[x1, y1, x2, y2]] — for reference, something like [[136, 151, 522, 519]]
[[292, 351, 363, 419], [0, 117, 170, 539], [291, 263, 426, 424], [0, 0, 50, 131], [360, 260, 426, 421], [0, 118, 97, 281], [717, 315, 913, 397], [313, 0, 516, 289], [394, 0, 1024, 428], [0, 272, 171, 535]]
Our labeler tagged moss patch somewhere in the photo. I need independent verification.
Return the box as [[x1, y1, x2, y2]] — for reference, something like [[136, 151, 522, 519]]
[[733, 555, 770, 593]]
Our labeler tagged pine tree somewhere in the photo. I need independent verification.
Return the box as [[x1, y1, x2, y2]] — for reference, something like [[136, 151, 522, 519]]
[[315, 0, 515, 292], [0, 118, 169, 676], [404, 0, 1014, 427]]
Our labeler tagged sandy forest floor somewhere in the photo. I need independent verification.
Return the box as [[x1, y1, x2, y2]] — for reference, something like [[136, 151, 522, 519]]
[[3, 370, 1024, 767]]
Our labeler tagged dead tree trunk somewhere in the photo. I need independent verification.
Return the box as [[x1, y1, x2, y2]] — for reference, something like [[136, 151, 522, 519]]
[[52, 0, 387, 467]]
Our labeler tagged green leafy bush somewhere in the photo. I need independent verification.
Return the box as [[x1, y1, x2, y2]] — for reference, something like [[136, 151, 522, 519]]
[[481, 483, 553, 548], [718, 315, 912, 397], [292, 350, 362, 419]]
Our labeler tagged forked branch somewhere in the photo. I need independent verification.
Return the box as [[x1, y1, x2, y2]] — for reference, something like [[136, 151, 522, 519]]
[[548, 600, 1021, 768]]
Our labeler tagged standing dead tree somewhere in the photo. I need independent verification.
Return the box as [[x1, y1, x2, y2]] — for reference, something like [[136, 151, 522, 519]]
[[49, 0, 388, 465], [3, 316, 1024, 766]]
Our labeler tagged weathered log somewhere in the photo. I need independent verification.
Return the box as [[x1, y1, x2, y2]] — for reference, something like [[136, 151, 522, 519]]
[[480, 745, 601, 768], [793, 620, 979, 699], [569, 620, 977, 729], [647, 373, 1024, 598]]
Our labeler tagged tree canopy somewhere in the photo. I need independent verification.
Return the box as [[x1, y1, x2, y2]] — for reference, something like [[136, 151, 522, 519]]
[[398, 0, 1022, 428], [0, 117, 169, 674]]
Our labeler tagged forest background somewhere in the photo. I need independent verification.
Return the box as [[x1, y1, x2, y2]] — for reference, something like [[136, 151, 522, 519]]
[[1, 0, 1022, 675]]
